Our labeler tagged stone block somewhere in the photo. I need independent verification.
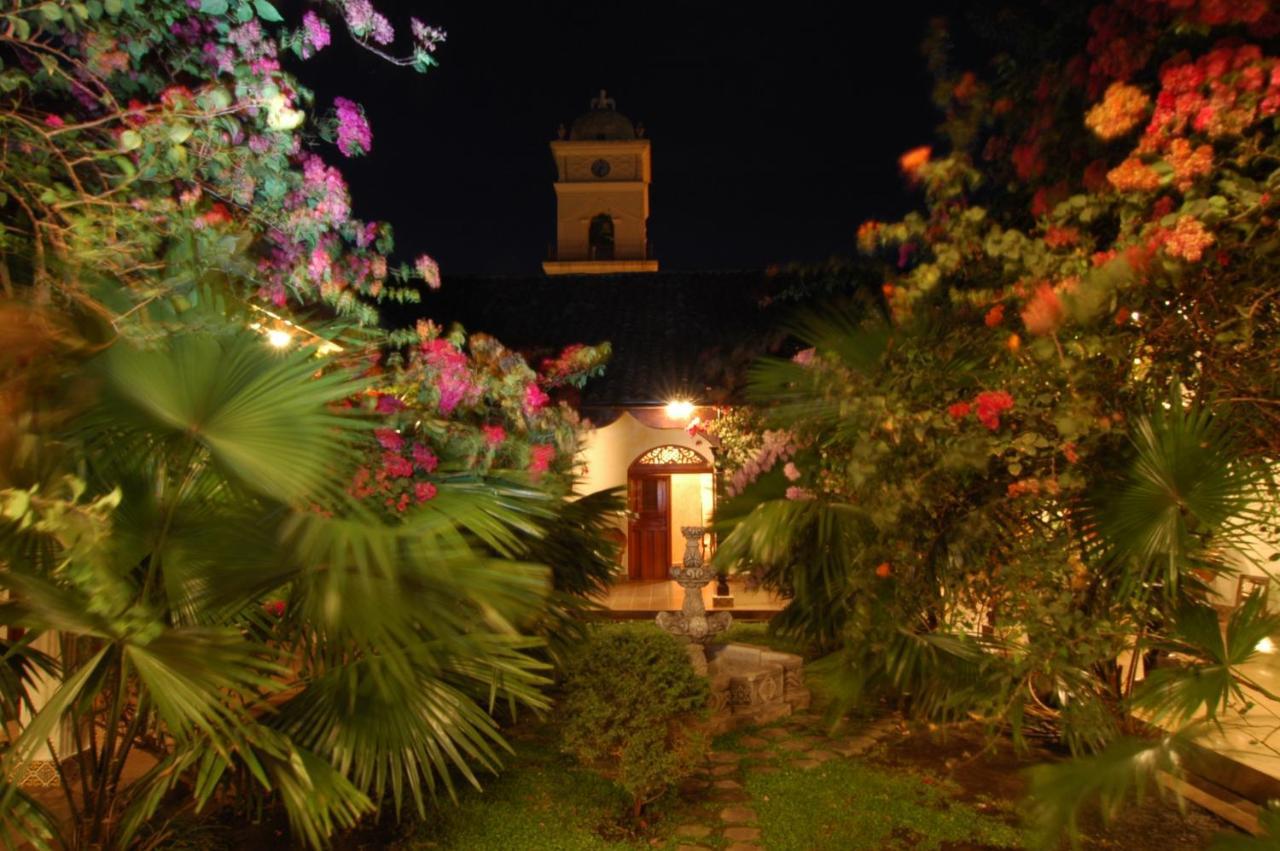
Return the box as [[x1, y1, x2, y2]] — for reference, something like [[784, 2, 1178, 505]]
[[723, 826, 762, 841]]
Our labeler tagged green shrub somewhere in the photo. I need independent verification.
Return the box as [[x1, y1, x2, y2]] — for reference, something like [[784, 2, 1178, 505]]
[[560, 625, 709, 821]]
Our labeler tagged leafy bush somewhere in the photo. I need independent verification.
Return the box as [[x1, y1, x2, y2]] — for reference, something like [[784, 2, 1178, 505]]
[[559, 626, 709, 822]]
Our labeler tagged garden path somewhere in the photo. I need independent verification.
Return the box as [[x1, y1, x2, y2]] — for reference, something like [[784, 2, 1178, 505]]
[[671, 712, 900, 851]]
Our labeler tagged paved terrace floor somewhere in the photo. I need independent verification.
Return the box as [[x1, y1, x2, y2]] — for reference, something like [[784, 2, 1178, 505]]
[[594, 578, 788, 618]]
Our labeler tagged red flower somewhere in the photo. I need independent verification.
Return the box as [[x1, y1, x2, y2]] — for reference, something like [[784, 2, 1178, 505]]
[[414, 481, 437, 503], [200, 202, 231, 227], [875, 562, 892, 579], [528, 444, 555, 480], [483, 425, 506, 446], [984, 304, 1005, 327], [974, 390, 1015, 431], [948, 402, 972, 420], [1063, 442, 1080, 464], [375, 428, 403, 452], [381, 452, 413, 478], [264, 600, 286, 618]]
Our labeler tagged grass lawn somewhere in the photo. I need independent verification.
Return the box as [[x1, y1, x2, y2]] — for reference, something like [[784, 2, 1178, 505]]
[[407, 727, 648, 850], [743, 757, 1025, 850], [403, 719, 1029, 851]]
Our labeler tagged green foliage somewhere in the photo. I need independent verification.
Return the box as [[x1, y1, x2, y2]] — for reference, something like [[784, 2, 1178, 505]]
[[712, 3, 1280, 846], [559, 626, 709, 818]]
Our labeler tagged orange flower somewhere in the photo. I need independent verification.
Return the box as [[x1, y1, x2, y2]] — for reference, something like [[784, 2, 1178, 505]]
[[1007, 333, 1022, 352], [953, 71, 978, 101], [1044, 225, 1080, 248], [899, 145, 932, 178], [875, 562, 892, 579], [857, 219, 882, 251], [1107, 157, 1161, 192], [984, 304, 1005, 327], [1085, 82, 1152, 139], [1164, 215, 1215, 262], [1020, 282, 1065, 336], [1165, 138, 1213, 191]]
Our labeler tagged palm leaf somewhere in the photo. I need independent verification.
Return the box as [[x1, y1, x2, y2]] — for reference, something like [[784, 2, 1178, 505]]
[[88, 332, 366, 503]]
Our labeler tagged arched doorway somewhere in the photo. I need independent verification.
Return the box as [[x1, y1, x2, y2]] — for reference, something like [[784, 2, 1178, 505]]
[[588, 213, 615, 260], [627, 444, 712, 580]]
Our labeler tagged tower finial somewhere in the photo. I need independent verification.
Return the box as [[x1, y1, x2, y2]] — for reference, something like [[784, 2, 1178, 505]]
[[590, 88, 615, 111]]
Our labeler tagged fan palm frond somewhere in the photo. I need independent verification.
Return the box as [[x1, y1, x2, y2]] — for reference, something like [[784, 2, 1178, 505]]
[[86, 333, 366, 503]]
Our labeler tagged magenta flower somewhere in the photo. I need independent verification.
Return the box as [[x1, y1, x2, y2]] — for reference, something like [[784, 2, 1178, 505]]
[[411, 443, 438, 472], [333, 97, 372, 157], [375, 394, 404, 414], [414, 481, 437, 503], [302, 10, 331, 56], [44, 114, 64, 128], [523, 382, 550, 415]]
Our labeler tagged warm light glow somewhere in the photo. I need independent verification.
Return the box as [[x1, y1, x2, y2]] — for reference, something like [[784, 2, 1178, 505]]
[[665, 399, 695, 421], [266, 329, 293, 348], [1257, 637, 1276, 654]]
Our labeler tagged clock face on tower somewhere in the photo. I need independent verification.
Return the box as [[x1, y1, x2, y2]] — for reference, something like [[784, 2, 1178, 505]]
[[591, 158, 611, 178]]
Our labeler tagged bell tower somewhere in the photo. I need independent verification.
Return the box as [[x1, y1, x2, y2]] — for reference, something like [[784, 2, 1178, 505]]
[[544, 91, 658, 275]]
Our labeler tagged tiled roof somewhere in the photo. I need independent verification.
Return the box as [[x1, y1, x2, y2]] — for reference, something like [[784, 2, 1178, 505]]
[[388, 270, 785, 406]]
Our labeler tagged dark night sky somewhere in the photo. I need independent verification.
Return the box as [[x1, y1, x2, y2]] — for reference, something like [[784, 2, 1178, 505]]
[[295, 2, 964, 276]]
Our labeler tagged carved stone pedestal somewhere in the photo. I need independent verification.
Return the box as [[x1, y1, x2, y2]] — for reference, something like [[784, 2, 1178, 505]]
[[704, 643, 811, 734], [656, 526, 731, 643]]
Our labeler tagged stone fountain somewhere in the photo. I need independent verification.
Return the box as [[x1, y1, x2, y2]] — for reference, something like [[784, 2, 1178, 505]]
[[656, 526, 810, 732], [656, 526, 733, 652]]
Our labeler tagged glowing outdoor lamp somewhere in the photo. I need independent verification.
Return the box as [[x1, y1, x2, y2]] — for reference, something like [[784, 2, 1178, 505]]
[[665, 399, 695, 421], [266, 328, 293, 348]]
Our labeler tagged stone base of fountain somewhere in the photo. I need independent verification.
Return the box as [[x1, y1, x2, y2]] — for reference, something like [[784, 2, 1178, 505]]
[[704, 643, 811, 734]]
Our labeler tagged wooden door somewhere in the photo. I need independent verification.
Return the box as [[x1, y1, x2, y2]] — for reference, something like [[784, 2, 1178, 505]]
[[628, 475, 671, 580]]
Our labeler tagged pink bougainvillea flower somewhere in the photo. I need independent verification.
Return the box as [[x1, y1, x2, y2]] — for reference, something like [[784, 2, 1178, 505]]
[[523, 382, 550, 415], [411, 443, 438, 473], [414, 481, 437, 503], [44, 114, 64, 128], [792, 347, 816, 365], [783, 462, 801, 482], [1020, 282, 1065, 336], [414, 254, 441, 289], [375, 428, 403, 451], [301, 10, 330, 56], [375, 394, 404, 414], [784, 486, 815, 501], [333, 96, 372, 156]]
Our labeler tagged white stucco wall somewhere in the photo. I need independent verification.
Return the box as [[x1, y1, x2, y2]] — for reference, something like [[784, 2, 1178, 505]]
[[576, 410, 716, 573]]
